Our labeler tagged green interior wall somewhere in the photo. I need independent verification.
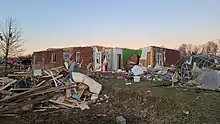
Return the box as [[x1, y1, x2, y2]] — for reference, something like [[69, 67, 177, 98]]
[[137, 49, 142, 56], [122, 48, 141, 65]]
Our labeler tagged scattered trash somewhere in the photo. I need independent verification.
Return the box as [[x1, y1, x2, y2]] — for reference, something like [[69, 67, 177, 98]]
[[183, 89, 187, 91], [183, 110, 189, 115], [146, 90, 151, 93], [116, 116, 126, 124], [133, 76, 141, 82], [125, 82, 132, 85], [104, 94, 109, 99], [131, 65, 147, 76], [97, 114, 107, 117], [91, 94, 99, 101]]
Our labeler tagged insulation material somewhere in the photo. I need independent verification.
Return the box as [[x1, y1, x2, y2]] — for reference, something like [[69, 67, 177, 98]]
[[189, 70, 220, 90], [191, 62, 203, 79], [131, 65, 147, 76], [140, 47, 150, 60], [71, 72, 102, 94]]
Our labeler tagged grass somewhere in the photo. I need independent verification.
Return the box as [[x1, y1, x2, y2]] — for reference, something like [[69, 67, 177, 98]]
[[1, 78, 220, 124]]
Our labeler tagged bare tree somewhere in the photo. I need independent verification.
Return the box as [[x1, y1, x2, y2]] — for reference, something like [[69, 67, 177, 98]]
[[205, 41, 218, 55], [178, 44, 187, 57], [0, 18, 25, 73], [192, 45, 199, 54], [186, 44, 193, 55], [200, 44, 206, 53]]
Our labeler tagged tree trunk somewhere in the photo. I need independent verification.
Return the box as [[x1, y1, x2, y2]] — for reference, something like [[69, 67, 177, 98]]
[[4, 38, 10, 75], [4, 51, 9, 75]]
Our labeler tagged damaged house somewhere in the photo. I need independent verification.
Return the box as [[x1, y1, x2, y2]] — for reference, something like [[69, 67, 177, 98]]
[[32, 47, 93, 70], [32, 48, 64, 69], [32, 46, 124, 71], [32, 45, 179, 72], [139, 46, 180, 68]]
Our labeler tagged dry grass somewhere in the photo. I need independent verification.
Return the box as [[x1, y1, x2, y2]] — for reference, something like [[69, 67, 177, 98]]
[[1, 78, 220, 124]]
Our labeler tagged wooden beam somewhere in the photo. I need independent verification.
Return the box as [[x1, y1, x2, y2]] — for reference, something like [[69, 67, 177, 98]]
[[0, 90, 13, 95], [0, 80, 17, 90], [36, 80, 46, 87], [49, 100, 75, 108], [10, 88, 30, 91], [5, 85, 77, 103], [0, 84, 50, 103], [0, 93, 55, 113]]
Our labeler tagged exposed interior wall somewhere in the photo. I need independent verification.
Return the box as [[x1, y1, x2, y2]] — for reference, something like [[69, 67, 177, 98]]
[[112, 48, 123, 71], [122, 48, 139, 66], [104, 48, 113, 71], [63, 49, 72, 62], [164, 49, 181, 66], [150, 46, 155, 68], [92, 46, 113, 71], [71, 47, 93, 69], [140, 47, 151, 66], [151, 46, 180, 68]]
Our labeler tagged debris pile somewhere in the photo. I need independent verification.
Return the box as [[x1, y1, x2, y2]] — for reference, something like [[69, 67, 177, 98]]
[[0, 66, 103, 116], [178, 54, 220, 90], [179, 54, 220, 81]]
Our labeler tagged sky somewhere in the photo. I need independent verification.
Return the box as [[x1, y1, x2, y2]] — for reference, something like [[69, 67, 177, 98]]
[[0, 0, 220, 55]]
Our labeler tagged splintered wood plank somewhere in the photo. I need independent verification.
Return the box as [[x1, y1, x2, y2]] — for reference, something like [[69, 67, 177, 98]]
[[56, 96, 65, 103], [0, 92, 55, 113], [0, 90, 14, 95], [65, 98, 79, 105], [77, 84, 88, 99], [49, 100, 75, 108], [36, 80, 46, 87], [0, 77, 14, 85], [0, 80, 17, 90], [0, 84, 50, 103], [10, 88, 30, 91], [65, 80, 72, 98], [8, 86, 75, 104]]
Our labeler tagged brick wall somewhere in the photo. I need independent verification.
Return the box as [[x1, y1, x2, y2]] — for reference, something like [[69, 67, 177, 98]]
[[164, 49, 180, 66], [151, 46, 180, 67], [70, 47, 93, 69], [32, 49, 64, 69]]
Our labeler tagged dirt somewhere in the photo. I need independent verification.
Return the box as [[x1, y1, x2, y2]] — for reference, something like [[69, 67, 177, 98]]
[[1, 78, 220, 124]]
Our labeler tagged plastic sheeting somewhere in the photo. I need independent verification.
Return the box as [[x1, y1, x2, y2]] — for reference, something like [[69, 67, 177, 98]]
[[189, 70, 220, 90], [131, 65, 147, 76], [140, 47, 150, 60], [179, 54, 220, 82]]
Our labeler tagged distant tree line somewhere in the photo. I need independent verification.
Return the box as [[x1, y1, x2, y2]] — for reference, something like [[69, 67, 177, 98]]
[[178, 40, 220, 57]]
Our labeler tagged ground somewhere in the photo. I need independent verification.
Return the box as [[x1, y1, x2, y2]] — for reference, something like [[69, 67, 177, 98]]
[[1, 78, 220, 124]]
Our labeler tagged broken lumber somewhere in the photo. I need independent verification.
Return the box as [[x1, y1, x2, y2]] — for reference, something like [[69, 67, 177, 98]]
[[5, 85, 76, 104], [0, 90, 13, 95], [36, 80, 46, 87], [0, 84, 50, 103], [49, 100, 75, 108], [0, 80, 17, 90], [65, 80, 72, 98], [0, 92, 55, 113], [10, 88, 30, 91]]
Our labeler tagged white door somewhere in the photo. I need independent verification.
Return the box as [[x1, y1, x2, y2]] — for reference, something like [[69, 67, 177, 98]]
[[156, 53, 163, 66], [94, 52, 102, 71]]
